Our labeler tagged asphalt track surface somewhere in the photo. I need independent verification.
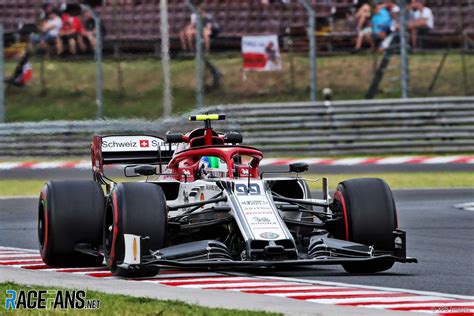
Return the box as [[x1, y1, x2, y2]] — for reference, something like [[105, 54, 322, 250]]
[[1, 189, 473, 297]]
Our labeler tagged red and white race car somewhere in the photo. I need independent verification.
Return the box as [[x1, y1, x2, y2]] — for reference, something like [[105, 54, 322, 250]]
[[38, 114, 416, 277]]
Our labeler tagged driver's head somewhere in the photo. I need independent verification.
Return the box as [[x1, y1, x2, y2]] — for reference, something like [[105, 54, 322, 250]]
[[198, 156, 227, 179]]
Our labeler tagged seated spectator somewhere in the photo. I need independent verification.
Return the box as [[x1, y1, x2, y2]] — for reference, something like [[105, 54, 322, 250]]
[[354, 3, 373, 50], [81, 10, 106, 50], [378, 0, 400, 52], [407, 0, 434, 48], [356, 4, 392, 52], [30, 9, 63, 53], [384, 0, 400, 31], [179, 5, 219, 53], [58, 12, 86, 55]]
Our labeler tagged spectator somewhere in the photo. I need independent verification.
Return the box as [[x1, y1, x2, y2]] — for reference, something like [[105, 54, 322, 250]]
[[407, 0, 434, 48], [355, 4, 392, 52], [179, 6, 219, 53], [58, 12, 86, 55], [354, 3, 372, 50], [81, 10, 105, 50], [384, 0, 400, 31], [378, 0, 400, 52], [30, 9, 63, 53]]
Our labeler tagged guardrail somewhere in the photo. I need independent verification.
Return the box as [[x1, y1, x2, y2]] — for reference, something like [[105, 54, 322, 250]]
[[0, 97, 473, 157], [209, 97, 474, 155]]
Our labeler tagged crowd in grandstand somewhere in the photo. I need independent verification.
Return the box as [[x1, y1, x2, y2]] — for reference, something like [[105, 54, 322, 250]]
[[354, 0, 433, 53], [2, 0, 470, 59], [29, 3, 102, 56]]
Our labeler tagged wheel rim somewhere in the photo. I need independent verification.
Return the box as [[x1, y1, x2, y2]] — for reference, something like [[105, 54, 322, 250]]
[[38, 200, 46, 249], [104, 205, 114, 261]]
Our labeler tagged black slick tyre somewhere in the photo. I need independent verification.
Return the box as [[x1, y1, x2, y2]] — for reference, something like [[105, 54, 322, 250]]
[[332, 178, 397, 273], [38, 181, 105, 267], [103, 182, 167, 278]]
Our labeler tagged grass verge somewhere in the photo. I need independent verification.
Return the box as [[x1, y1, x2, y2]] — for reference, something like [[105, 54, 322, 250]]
[[0, 172, 472, 196], [0, 282, 278, 315]]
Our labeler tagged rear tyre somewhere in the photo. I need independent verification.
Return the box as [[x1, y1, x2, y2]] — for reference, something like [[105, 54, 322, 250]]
[[332, 178, 397, 273], [103, 182, 167, 278], [38, 181, 105, 267]]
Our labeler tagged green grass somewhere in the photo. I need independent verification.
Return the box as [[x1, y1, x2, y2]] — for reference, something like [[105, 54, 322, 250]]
[[0, 180, 46, 196], [1, 172, 472, 196], [4, 52, 474, 122], [0, 282, 278, 315]]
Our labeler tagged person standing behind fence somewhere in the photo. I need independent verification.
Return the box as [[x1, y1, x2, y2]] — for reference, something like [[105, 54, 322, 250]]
[[407, 0, 434, 48], [179, 5, 219, 53]]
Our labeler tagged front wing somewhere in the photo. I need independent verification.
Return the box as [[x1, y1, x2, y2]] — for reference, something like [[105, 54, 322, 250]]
[[117, 234, 417, 272]]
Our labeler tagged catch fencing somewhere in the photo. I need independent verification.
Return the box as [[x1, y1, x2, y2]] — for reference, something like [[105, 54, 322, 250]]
[[0, 97, 473, 157]]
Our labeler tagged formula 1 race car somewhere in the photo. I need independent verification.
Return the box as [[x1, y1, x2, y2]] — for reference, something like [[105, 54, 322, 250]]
[[38, 114, 416, 277]]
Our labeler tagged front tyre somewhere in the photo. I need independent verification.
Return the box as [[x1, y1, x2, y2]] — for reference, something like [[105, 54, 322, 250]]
[[333, 178, 397, 273], [104, 182, 167, 278]]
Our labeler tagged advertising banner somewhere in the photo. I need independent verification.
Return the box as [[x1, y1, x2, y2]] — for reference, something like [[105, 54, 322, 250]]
[[242, 35, 281, 71]]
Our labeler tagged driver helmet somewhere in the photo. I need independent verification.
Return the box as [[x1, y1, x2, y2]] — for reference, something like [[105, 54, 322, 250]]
[[199, 156, 227, 179]]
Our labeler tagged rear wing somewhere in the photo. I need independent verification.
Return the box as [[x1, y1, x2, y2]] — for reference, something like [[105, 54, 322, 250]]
[[91, 135, 175, 173]]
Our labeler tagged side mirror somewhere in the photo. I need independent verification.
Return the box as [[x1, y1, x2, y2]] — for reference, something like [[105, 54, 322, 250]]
[[289, 162, 309, 173], [134, 165, 157, 176], [224, 131, 243, 144], [166, 132, 183, 143]]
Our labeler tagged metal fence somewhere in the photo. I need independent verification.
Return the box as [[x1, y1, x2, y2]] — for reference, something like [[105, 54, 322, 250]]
[[2, 2, 474, 124], [0, 97, 472, 157]]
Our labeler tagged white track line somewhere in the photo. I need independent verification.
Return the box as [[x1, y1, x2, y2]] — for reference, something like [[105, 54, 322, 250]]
[[0, 246, 38, 253], [375, 157, 416, 164], [137, 272, 223, 280], [4, 263, 46, 268], [0, 258, 43, 263], [24, 267, 107, 273], [331, 158, 369, 165], [423, 156, 462, 164], [178, 282, 290, 289], [0, 258, 44, 263], [0, 252, 39, 256], [0, 163, 22, 169], [0, 253, 42, 259], [156, 276, 256, 283], [307, 296, 456, 305], [225, 285, 350, 292], [364, 302, 474, 309], [190, 282, 304, 289], [264, 290, 398, 298]]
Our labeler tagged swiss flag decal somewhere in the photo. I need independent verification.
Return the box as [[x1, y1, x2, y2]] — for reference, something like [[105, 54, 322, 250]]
[[139, 140, 149, 148]]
